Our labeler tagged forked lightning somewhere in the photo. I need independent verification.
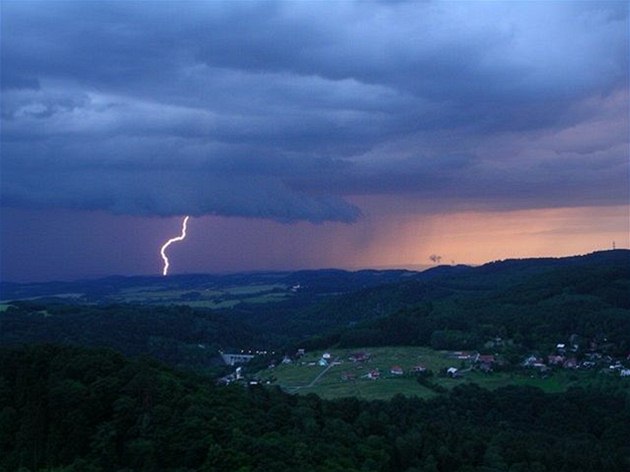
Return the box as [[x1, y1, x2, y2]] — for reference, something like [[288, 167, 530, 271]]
[[160, 216, 190, 276]]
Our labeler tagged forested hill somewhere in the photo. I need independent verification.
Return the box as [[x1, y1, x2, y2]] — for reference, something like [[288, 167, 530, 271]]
[[292, 250, 630, 352], [196, 250, 630, 341], [1, 344, 629, 472], [1, 250, 628, 360], [0, 304, 262, 372]]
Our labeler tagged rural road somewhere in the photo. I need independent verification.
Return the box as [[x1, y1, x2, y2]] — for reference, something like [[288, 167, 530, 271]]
[[288, 361, 337, 392], [307, 362, 336, 387]]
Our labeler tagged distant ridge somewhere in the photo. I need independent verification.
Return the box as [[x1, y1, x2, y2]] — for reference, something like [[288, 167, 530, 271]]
[[1, 249, 627, 303], [2, 249, 628, 362]]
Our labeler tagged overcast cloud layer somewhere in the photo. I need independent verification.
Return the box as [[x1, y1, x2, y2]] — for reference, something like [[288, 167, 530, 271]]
[[1, 1, 628, 222]]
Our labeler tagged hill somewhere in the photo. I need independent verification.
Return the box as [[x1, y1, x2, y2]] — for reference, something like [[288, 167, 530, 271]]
[[1, 250, 629, 361], [298, 250, 630, 355], [0, 303, 261, 373], [0, 268, 421, 305]]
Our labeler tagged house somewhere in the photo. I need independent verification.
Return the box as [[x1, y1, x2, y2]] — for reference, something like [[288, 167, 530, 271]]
[[523, 355, 547, 370], [476, 354, 495, 364], [318, 358, 328, 367], [547, 355, 565, 366], [412, 365, 427, 373], [523, 355, 541, 367], [281, 355, 292, 364], [563, 357, 578, 369], [322, 352, 332, 360], [364, 369, 380, 380], [472, 354, 495, 372], [620, 369, 630, 377], [447, 367, 460, 378], [390, 366, 404, 375], [348, 352, 371, 362], [556, 343, 566, 354]]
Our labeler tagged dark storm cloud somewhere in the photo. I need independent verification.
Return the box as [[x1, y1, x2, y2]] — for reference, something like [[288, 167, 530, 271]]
[[1, 1, 628, 221]]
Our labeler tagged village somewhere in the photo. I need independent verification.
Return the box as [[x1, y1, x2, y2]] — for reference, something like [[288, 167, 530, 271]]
[[281, 346, 630, 383], [217, 338, 630, 396], [266, 334, 630, 381]]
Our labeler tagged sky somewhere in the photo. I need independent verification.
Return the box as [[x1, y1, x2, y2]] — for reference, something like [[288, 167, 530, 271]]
[[1, 1, 629, 282]]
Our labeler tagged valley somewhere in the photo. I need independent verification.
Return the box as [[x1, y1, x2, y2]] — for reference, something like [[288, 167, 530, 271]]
[[1, 250, 629, 471]]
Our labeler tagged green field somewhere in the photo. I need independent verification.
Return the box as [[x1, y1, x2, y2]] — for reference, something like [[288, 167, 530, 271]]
[[223, 284, 285, 295], [261, 346, 623, 400], [115, 283, 290, 306], [183, 300, 242, 309]]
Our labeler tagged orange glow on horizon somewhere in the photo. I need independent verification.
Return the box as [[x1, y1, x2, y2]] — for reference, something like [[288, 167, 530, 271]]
[[349, 204, 630, 269]]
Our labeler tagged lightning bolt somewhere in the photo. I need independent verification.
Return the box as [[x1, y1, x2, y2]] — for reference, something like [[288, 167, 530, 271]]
[[160, 216, 190, 276]]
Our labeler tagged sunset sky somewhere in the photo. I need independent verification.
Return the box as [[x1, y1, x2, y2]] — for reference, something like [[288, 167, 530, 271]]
[[1, 1, 628, 282]]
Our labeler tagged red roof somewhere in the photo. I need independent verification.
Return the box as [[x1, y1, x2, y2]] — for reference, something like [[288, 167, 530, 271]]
[[477, 355, 495, 363]]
